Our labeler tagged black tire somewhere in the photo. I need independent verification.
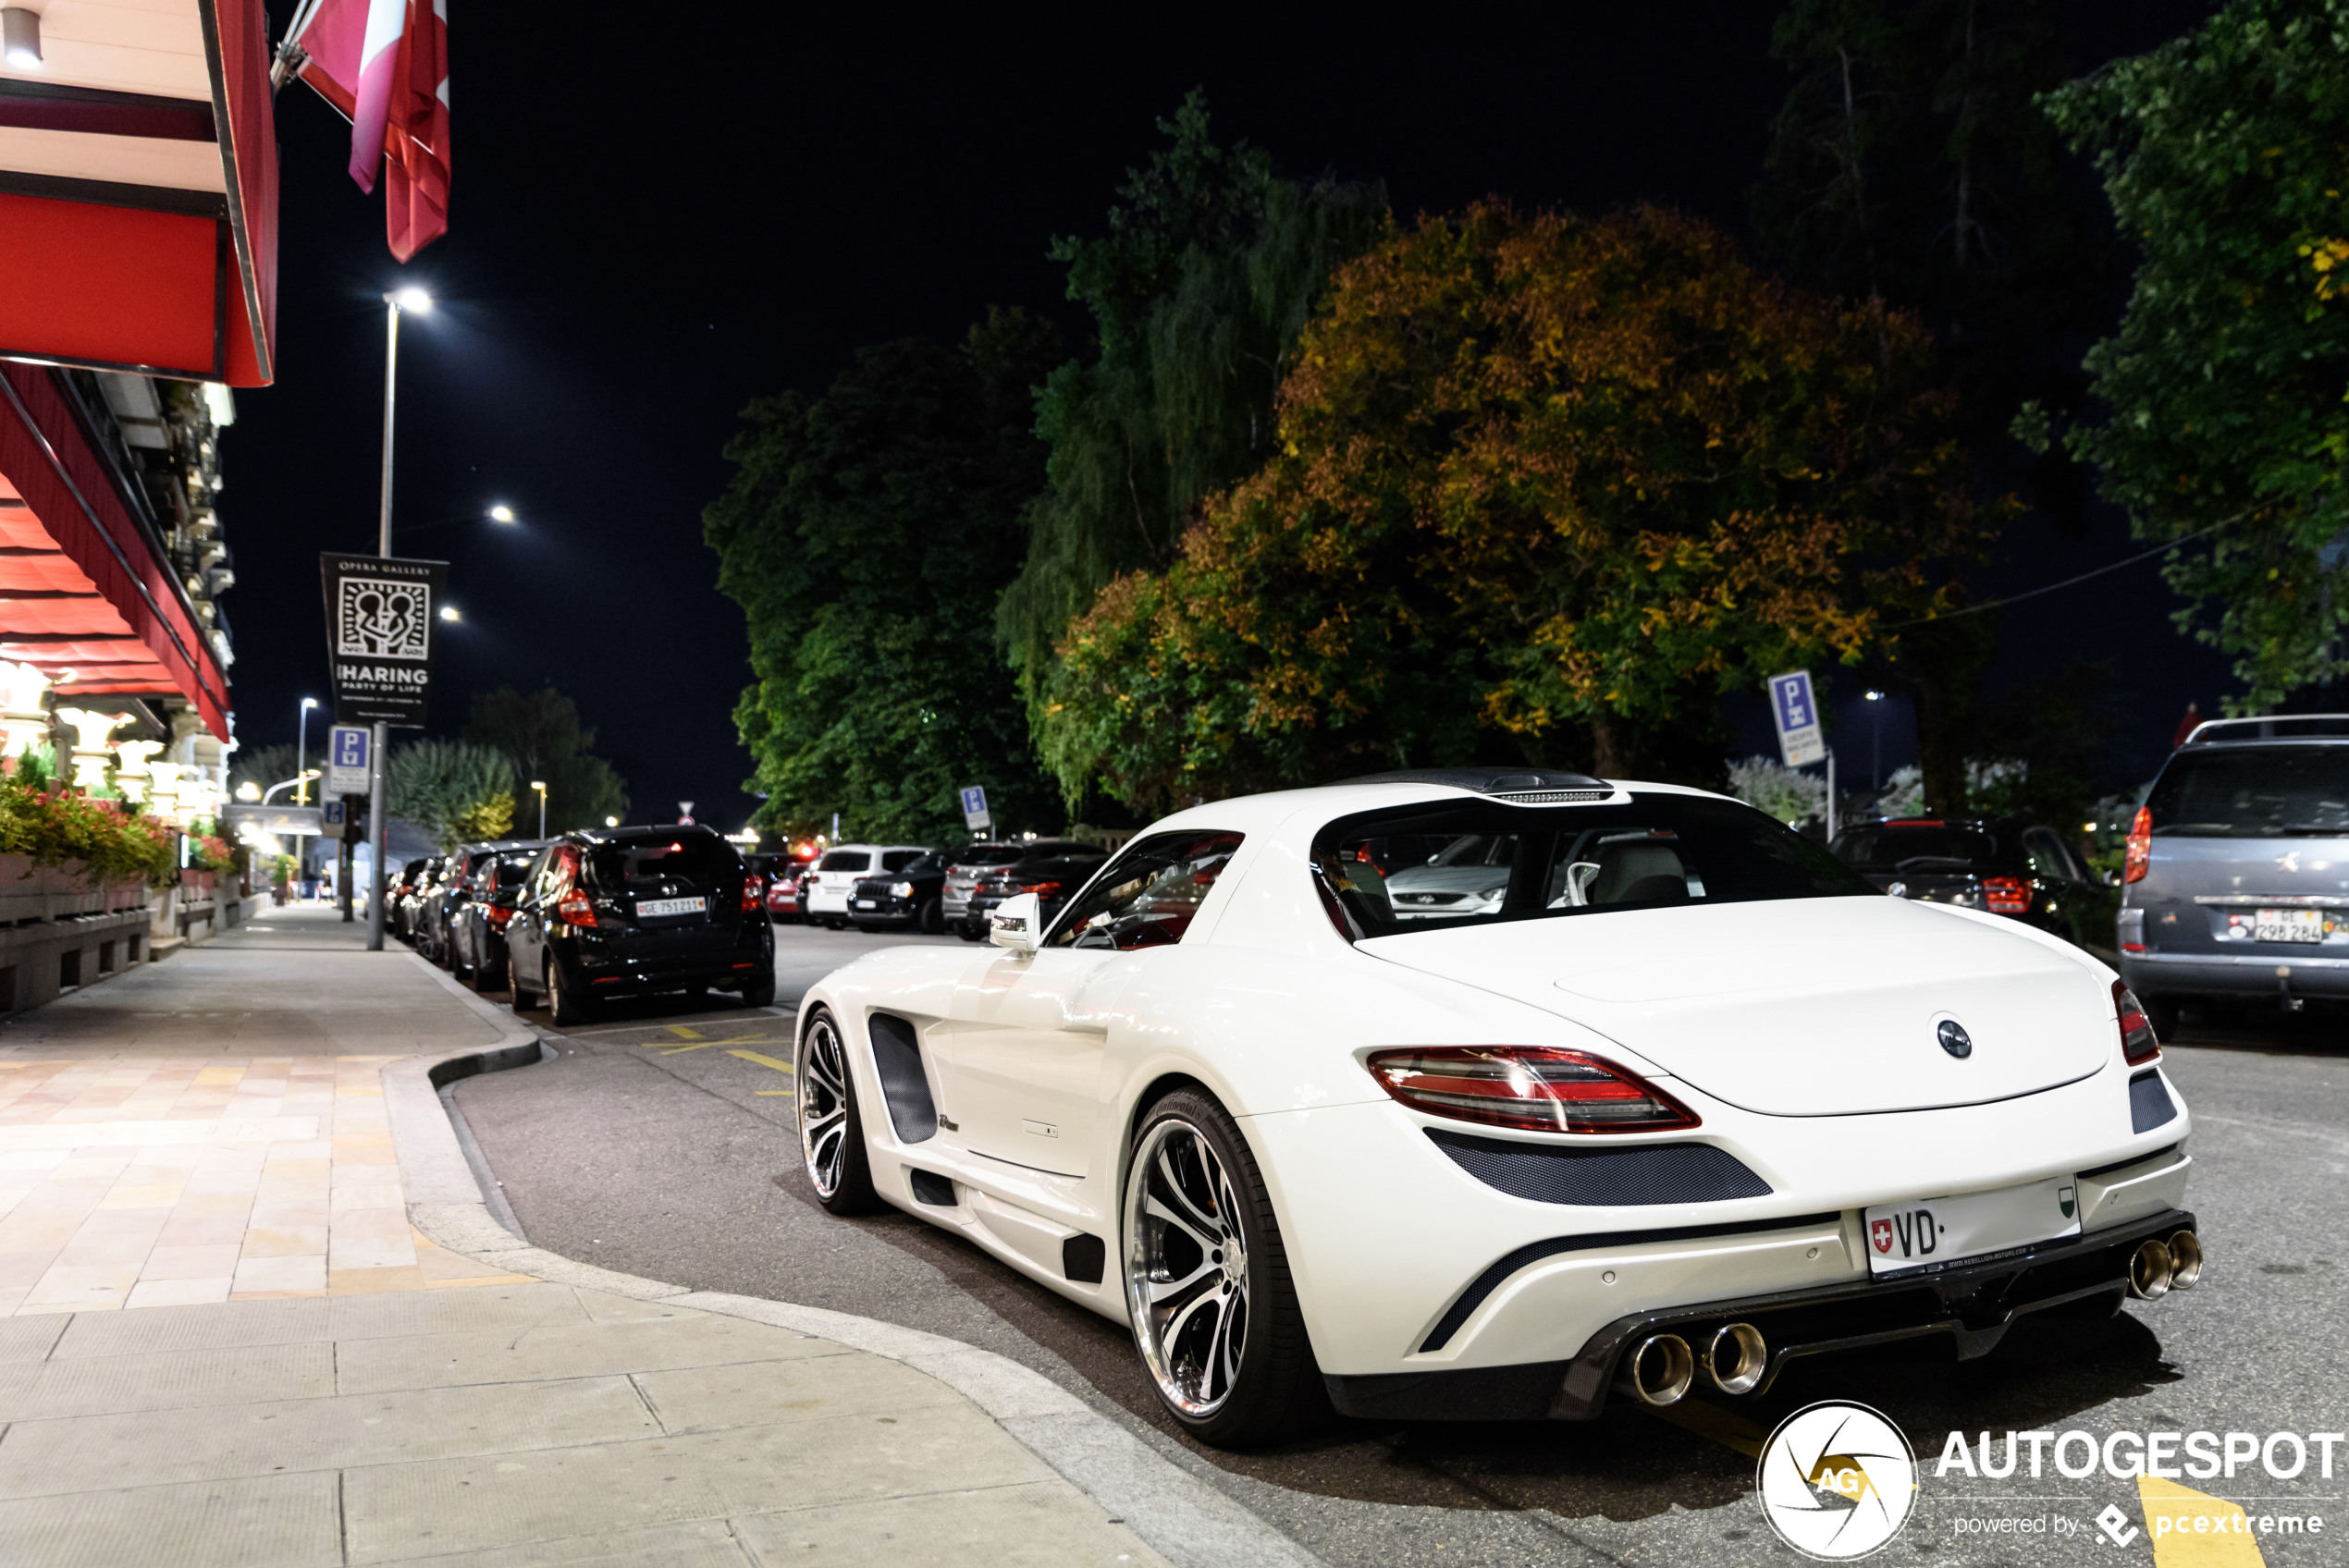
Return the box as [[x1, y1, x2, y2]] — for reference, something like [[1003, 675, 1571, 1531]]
[[510, 965, 536, 1012], [796, 1008, 880, 1214], [739, 971, 776, 1008], [918, 898, 944, 936], [957, 919, 984, 943], [1122, 1089, 1323, 1446], [546, 954, 593, 1025], [2143, 995, 2182, 1042], [481, 959, 509, 993]]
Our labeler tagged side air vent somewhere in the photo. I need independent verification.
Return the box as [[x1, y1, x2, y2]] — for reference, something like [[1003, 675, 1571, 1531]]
[[1428, 1129, 1772, 1206], [867, 1013, 938, 1143], [2129, 1070, 2178, 1134], [907, 1168, 956, 1207], [1062, 1233, 1107, 1283]]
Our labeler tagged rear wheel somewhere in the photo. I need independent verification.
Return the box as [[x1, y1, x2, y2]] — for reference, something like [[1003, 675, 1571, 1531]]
[[739, 971, 776, 1008], [918, 898, 944, 936], [796, 1009, 879, 1214], [546, 955, 593, 1025], [1123, 1089, 1322, 1446]]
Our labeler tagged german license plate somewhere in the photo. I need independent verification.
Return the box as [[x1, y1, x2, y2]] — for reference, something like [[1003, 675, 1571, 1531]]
[[1864, 1177, 2080, 1278], [636, 897, 706, 919], [2254, 908, 2324, 944], [855, 898, 878, 909]]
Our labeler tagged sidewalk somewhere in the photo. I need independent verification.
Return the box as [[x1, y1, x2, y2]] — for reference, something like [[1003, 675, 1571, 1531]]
[[0, 906, 1200, 1567]]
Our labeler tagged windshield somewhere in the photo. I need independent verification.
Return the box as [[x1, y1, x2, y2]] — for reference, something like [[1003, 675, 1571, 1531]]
[[2146, 747, 2349, 838], [1832, 824, 2003, 873], [1319, 793, 1876, 937]]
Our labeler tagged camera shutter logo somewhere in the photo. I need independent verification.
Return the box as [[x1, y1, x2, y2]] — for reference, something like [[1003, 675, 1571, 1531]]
[[336, 578, 430, 659], [1757, 1401, 1918, 1560]]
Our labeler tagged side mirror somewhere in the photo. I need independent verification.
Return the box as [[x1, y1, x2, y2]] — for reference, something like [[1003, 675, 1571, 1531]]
[[990, 891, 1042, 955]]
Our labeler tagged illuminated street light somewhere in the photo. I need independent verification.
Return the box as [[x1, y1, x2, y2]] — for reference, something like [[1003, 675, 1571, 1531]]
[[236, 781, 262, 802], [605, 815, 619, 827], [1863, 690, 1885, 791], [488, 504, 515, 523], [532, 780, 547, 838], [438, 605, 461, 622], [391, 287, 433, 314]]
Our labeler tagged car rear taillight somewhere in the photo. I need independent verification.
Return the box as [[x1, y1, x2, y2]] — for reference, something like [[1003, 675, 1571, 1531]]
[[1017, 880, 1062, 897], [2114, 981, 2160, 1064], [1982, 876, 2031, 915], [742, 876, 761, 913], [486, 905, 514, 930], [1364, 1047, 1700, 1134], [556, 888, 596, 927], [2124, 806, 2152, 883]]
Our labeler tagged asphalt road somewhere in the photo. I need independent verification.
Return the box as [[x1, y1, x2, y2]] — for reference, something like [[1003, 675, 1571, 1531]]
[[449, 921, 2349, 1568]]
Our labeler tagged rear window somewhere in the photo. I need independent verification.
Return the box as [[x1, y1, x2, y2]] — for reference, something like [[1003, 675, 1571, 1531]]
[[1832, 825, 2004, 873], [492, 856, 535, 890], [2147, 747, 2349, 838], [818, 850, 872, 873], [589, 835, 743, 896], [949, 845, 1027, 868], [880, 850, 929, 872], [1321, 794, 1875, 938]]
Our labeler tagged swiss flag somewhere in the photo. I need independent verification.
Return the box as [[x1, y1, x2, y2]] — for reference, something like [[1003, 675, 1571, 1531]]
[[1870, 1218, 1894, 1255], [287, 0, 450, 261]]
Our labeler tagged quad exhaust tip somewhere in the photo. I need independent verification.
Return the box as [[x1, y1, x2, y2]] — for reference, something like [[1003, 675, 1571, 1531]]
[[1705, 1322, 1768, 1396], [1616, 1333, 1694, 1406], [2166, 1229, 2202, 1290], [2129, 1238, 2174, 1300]]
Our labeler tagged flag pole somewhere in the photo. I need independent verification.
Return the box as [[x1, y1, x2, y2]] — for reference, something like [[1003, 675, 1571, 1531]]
[[366, 295, 400, 952]]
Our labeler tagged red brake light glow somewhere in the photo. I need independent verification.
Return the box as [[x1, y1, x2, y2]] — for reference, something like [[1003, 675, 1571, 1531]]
[[556, 888, 596, 927], [2124, 806, 2152, 884], [1017, 880, 1062, 897], [2114, 981, 2160, 1064], [1365, 1047, 1699, 1134], [1981, 876, 2031, 915], [486, 905, 514, 930], [741, 875, 762, 913]]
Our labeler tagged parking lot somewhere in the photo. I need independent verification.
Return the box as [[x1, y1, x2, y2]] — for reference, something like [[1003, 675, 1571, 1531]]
[[432, 918, 2349, 1567]]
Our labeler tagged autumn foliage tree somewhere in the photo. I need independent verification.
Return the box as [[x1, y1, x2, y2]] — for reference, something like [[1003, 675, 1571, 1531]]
[[1037, 204, 1995, 815]]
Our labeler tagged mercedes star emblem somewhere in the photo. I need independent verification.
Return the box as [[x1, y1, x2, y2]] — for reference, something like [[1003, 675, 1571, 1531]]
[[1937, 1020, 1973, 1059]]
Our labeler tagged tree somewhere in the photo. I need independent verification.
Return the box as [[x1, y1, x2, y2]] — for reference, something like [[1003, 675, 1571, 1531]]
[[1038, 204, 1993, 814], [1753, 0, 2110, 809], [2044, 0, 2349, 709], [707, 309, 1066, 843], [387, 740, 517, 851], [462, 687, 628, 832], [996, 91, 1387, 706]]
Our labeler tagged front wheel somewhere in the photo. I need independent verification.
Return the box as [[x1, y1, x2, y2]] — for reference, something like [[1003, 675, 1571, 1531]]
[[1123, 1090, 1322, 1446], [918, 898, 944, 936], [796, 1009, 879, 1214]]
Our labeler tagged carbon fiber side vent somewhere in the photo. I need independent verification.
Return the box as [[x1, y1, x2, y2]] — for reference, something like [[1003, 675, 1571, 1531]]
[[1427, 1129, 1771, 1206]]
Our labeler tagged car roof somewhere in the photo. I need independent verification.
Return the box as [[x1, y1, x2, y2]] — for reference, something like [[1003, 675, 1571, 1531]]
[[2181, 714, 2349, 746]]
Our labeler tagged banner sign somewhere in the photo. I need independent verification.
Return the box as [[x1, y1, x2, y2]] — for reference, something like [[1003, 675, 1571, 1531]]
[[324, 724, 372, 795], [320, 553, 447, 727], [225, 803, 322, 837]]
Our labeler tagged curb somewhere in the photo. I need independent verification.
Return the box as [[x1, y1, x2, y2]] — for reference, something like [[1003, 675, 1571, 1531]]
[[388, 952, 1323, 1568]]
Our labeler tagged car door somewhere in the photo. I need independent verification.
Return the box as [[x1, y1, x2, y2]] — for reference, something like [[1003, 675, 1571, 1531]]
[[506, 848, 556, 988], [935, 830, 1245, 1180]]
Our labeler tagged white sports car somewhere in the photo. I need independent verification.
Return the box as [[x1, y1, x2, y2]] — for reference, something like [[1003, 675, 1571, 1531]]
[[793, 771, 2200, 1446]]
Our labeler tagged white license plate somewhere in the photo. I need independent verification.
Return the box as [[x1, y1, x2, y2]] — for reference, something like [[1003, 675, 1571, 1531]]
[[1864, 1178, 2080, 1277], [635, 897, 707, 919], [855, 899, 878, 909], [2254, 908, 2325, 944]]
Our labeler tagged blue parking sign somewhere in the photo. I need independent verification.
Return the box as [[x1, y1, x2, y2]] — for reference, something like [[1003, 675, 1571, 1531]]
[[960, 786, 987, 817], [333, 729, 367, 769], [1771, 672, 1815, 734]]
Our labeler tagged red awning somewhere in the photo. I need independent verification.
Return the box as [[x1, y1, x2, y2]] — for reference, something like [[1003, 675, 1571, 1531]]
[[0, 364, 230, 739], [0, 0, 277, 386]]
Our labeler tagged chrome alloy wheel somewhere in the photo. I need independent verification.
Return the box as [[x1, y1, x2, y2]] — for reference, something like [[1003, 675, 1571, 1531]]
[[1124, 1117, 1251, 1417], [797, 1015, 853, 1199]]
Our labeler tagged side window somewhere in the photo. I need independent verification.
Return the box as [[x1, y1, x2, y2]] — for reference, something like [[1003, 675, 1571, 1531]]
[[881, 850, 927, 873], [2023, 829, 2072, 881], [1047, 832, 1245, 950]]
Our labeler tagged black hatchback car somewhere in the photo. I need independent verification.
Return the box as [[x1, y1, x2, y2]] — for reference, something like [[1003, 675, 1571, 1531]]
[[850, 852, 948, 933], [1830, 815, 2114, 957], [505, 826, 776, 1023]]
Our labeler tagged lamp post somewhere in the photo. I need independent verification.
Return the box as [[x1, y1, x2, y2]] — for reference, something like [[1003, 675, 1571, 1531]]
[[295, 696, 318, 897], [1863, 690, 1885, 791], [367, 287, 431, 951], [531, 780, 547, 839]]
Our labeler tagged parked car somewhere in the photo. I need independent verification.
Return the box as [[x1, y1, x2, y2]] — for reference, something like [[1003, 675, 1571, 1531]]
[[406, 858, 463, 963], [506, 825, 776, 1023], [449, 846, 544, 990], [941, 839, 1098, 929], [765, 856, 815, 923], [954, 841, 1110, 940], [1830, 815, 2113, 957], [850, 853, 951, 933], [2118, 713, 2349, 1035], [396, 856, 445, 947], [802, 844, 932, 930], [794, 768, 2195, 1447], [420, 842, 539, 970], [388, 858, 432, 940]]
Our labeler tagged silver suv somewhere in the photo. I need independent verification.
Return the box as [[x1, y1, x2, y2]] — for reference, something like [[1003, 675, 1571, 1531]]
[[2118, 714, 2349, 1033]]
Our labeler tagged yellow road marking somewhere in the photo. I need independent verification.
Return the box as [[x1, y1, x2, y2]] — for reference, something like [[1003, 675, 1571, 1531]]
[[666, 1025, 705, 1040], [658, 1043, 719, 1054], [1642, 1399, 1767, 1459], [756, 1089, 793, 1096], [729, 1049, 795, 1074], [652, 1035, 790, 1056], [2140, 1476, 2268, 1566]]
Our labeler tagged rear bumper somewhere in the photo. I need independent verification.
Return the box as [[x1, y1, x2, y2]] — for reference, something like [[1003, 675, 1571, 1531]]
[[2120, 949, 2349, 999], [1325, 1206, 2197, 1422]]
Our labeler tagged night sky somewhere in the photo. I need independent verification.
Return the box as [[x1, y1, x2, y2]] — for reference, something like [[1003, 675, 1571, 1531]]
[[222, 2, 2225, 828]]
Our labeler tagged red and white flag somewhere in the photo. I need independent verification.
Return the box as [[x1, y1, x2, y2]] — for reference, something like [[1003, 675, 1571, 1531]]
[[285, 0, 450, 261]]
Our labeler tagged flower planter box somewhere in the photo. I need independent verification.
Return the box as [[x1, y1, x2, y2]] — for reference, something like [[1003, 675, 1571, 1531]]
[[0, 854, 153, 924]]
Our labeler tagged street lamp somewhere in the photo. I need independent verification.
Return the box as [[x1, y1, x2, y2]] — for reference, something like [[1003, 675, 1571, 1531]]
[[1863, 690, 1885, 791], [438, 605, 461, 622], [488, 504, 515, 523], [531, 780, 547, 839], [604, 815, 619, 827], [296, 697, 317, 804], [365, 287, 431, 951], [264, 770, 321, 802]]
